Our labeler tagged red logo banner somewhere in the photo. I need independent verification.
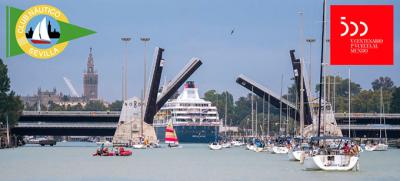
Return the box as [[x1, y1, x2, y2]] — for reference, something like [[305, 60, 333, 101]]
[[330, 5, 393, 65]]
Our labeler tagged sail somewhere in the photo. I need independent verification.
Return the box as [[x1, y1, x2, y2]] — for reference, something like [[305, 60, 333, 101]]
[[165, 120, 179, 144], [39, 17, 51, 41], [31, 17, 51, 44], [32, 23, 40, 40]]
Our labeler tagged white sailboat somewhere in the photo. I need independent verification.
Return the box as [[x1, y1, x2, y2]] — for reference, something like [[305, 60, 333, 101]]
[[31, 17, 51, 44], [303, 0, 360, 171]]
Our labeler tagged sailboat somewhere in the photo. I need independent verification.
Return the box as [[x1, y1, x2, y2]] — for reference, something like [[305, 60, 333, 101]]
[[365, 88, 388, 151], [165, 119, 180, 148], [31, 17, 51, 44], [303, 0, 360, 171]]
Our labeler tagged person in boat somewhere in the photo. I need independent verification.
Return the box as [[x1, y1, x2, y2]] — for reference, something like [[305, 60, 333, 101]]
[[342, 142, 350, 155], [114, 147, 119, 156], [95, 143, 105, 156]]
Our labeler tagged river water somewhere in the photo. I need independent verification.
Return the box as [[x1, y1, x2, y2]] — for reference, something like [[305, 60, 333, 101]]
[[0, 142, 399, 181]]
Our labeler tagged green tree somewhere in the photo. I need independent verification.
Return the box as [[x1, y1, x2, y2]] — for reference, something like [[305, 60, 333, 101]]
[[85, 100, 107, 111], [316, 75, 361, 97], [70, 103, 83, 111], [203, 90, 235, 125], [48, 101, 65, 111], [233, 94, 252, 126], [372, 76, 394, 91], [390, 87, 400, 113], [109, 100, 123, 111], [0, 59, 23, 127]]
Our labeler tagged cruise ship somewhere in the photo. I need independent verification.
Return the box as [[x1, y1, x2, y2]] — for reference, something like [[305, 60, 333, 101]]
[[154, 81, 220, 143]]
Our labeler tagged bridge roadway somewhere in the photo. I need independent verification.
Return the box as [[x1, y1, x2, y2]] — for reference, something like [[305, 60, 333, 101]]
[[12, 111, 120, 136], [12, 111, 400, 137]]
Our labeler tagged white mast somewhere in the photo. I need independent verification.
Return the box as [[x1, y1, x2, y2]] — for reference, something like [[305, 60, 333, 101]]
[[380, 87, 383, 141], [251, 86, 254, 137], [279, 75, 283, 135], [348, 69, 351, 138], [300, 58, 304, 136], [267, 94, 270, 136], [255, 100, 258, 137], [225, 91, 228, 138], [262, 94, 265, 137]]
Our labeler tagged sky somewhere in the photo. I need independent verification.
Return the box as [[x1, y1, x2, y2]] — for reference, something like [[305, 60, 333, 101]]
[[0, 0, 399, 102]]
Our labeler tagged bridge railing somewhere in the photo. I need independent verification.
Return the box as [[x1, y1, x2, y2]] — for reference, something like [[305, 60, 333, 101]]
[[337, 124, 400, 130], [335, 113, 400, 118], [16, 122, 117, 128], [22, 111, 121, 116]]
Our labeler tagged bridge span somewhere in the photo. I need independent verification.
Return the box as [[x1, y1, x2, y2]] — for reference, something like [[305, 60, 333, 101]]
[[12, 111, 400, 138], [12, 111, 119, 136]]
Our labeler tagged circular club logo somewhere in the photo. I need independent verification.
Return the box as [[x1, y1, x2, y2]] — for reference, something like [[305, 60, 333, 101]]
[[15, 5, 69, 59]]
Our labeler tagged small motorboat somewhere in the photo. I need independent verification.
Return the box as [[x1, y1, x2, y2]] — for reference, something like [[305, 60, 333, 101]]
[[272, 146, 289, 154], [209, 142, 223, 150], [246, 144, 255, 151], [231, 140, 244, 147], [168, 143, 182, 148], [288, 150, 304, 161], [221, 142, 232, 148], [92, 147, 132, 157], [288, 143, 310, 161], [116, 147, 132, 156], [132, 144, 146, 149], [365, 143, 388, 151]]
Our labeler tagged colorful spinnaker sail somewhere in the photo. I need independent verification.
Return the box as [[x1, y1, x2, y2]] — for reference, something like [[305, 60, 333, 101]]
[[165, 120, 179, 144]]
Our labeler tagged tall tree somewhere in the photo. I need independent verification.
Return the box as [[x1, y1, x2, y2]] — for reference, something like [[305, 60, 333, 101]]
[[203, 90, 234, 125], [109, 100, 123, 111], [316, 75, 361, 97], [390, 87, 400, 113], [0, 59, 23, 127], [84, 100, 107, 111], [372, 76, 394, 91]]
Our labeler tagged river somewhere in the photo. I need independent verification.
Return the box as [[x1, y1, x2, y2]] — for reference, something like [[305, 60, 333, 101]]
[[0, 142, 399, 181]]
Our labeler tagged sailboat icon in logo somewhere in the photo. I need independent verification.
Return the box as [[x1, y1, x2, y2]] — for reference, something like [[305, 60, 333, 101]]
[[31, 17, 51, 44]]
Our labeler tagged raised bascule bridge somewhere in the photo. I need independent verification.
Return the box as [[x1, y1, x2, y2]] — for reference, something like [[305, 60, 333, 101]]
[[236, 49, 400, 139], [13, 47, 204, 145]]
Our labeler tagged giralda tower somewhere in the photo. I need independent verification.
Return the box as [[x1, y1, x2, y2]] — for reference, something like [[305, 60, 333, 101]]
[[83, 48, 98, 100]]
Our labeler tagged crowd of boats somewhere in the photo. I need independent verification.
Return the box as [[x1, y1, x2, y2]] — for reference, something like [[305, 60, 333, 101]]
[[207, 135, 390, 171]]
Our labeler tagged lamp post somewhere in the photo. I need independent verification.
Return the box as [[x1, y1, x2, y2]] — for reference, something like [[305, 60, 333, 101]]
[[140, 37, 150, 102], [140, 37, 150, 137], [306, 38, 316, 93], [121, 37, 131, 101]]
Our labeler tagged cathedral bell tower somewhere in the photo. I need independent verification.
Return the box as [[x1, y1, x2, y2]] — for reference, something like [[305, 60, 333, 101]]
[[83, 48, 98, 100]]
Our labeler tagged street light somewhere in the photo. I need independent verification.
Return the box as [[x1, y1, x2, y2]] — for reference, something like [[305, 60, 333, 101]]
[[121, 37, 131, 101], [140, 37, 150, 101], [306, 38, 316, 95], [140, 37, 150, 137]]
